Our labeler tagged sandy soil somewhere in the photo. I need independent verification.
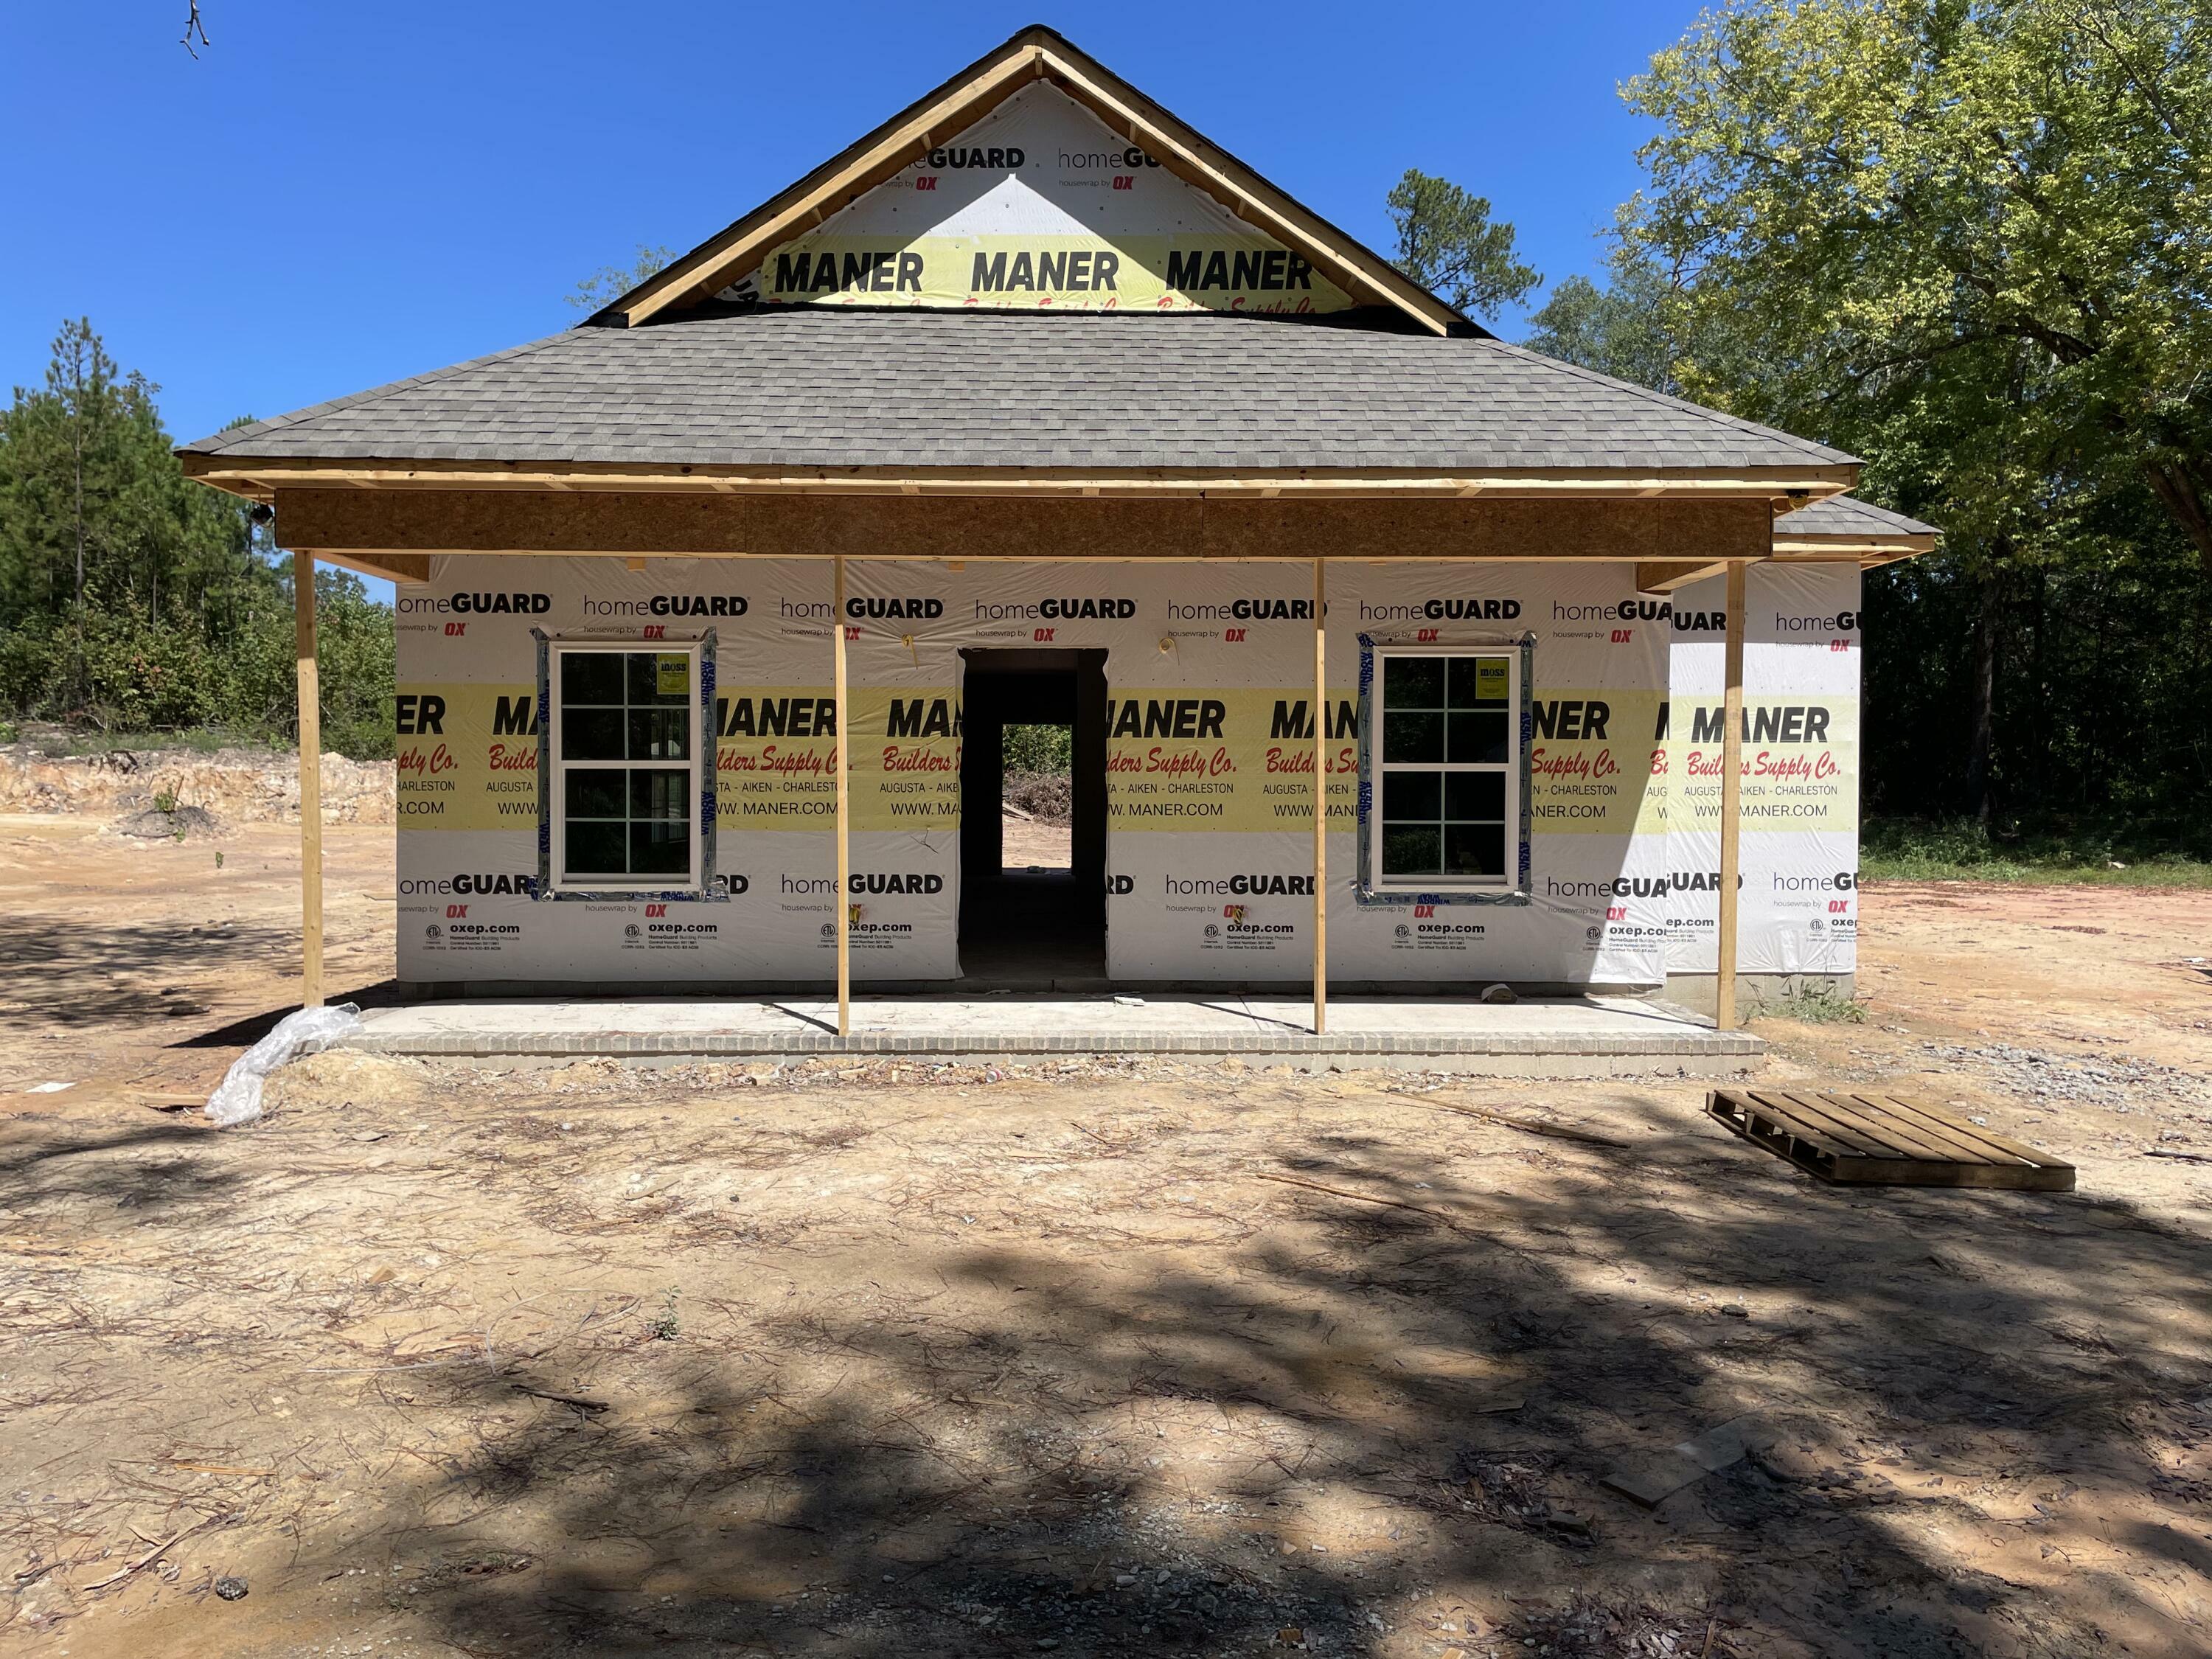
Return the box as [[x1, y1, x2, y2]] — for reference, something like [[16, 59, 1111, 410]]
[[1002, 810, 1074, 869], [2, 816, 2210, 1659], [0, 743, 394, 825]]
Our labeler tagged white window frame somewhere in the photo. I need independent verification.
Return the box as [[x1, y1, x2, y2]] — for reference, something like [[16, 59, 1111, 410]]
[[1367, 644, 1521, 894], [547, 640, 705, 895]]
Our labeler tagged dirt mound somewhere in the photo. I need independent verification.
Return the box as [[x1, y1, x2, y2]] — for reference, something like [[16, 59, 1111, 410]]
[[1004, 767, 1071, 824], [114, 804, 225, 839], [0, 742, 394, 825]]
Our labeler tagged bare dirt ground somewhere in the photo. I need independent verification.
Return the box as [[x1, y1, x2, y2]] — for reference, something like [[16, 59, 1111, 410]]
[[3, 815, 2211, 1659], [1001, 810, 1073, 869]]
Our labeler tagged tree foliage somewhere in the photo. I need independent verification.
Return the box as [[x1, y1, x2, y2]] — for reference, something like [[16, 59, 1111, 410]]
[[0, 321, 394, 757], [1620, 0, 2212, 573], [1521, 250, 1767, 401], [568, 245, 679, 313], [1526, 0, 2212, 832], [1385, 170, 1540, 321], [0, 321, 251, 622]]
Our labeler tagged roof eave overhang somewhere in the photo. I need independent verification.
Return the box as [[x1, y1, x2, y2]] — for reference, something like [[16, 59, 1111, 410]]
[[1771, 532, 1938, 568], [181, 454, 1860, 505], [597, 27, 1475, 338]]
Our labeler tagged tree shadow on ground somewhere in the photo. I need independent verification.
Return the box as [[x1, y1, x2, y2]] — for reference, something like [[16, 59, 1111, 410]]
[[170, 981, 409, 1050], [370, 1095, 2212, 1659], [0, 1121, 229, 1212], [0, 918, 295, 1032]]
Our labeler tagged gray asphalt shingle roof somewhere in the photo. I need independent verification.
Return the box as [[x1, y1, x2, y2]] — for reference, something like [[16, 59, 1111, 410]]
[[182, 310, 1858, 474], [1774, 494, 1938, 538]]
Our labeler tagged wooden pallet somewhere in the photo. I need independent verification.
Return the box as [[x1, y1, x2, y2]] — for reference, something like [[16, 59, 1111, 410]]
[[1707, 1088, 2076, 1191]]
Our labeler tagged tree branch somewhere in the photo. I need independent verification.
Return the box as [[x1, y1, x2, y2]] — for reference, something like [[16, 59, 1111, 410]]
[[2143, 457, 2212, 577], [2069, 3, 2191, 150]]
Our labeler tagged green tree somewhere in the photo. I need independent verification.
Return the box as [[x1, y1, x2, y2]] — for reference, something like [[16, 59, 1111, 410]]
[[0, 320, 242, 616], [1385, 170, 1540, 321], [1585, 0, 2212, 828], [1520, 249, 1766, 400], [0, 321, 263, 699], [1618, 0, 2212, 574], [0, 320, 396, 757], [568, 245, 679, 313]]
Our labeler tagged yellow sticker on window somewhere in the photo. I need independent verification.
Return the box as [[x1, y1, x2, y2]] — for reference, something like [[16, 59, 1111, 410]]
[[655, 654, 690, 696], [1475, 659, 1509, 703]]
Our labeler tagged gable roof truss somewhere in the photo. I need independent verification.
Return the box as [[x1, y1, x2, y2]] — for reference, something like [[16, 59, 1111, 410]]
[[600, 26, 1472, 338]]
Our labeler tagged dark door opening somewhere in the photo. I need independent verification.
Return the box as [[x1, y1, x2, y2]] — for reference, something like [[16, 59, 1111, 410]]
[[959, 649, 1107, 987]]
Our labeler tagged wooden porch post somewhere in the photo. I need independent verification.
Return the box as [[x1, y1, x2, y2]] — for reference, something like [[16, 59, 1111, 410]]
[[1716, 560, 1747, 1030], [293, 549, 324, 1009], [832, 556, 851, 1037], [1312, 558, 1327, 1035]]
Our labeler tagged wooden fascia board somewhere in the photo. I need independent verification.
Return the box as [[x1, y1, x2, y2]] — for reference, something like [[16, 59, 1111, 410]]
[[189, 456, 1862, 501], [610, 29, 1464, 336]]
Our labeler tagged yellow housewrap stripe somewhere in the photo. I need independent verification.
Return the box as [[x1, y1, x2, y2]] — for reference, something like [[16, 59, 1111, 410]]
[[395, 681, 1713, 839], [717, 685, 961, 832], [754, 234, 1356, 315], [395, 684, 964, 834], [1528, 689, 1666, 840], [395, 683, 540, 830], [1108, 686, 1354, 834], [1106, 688, 1668, 837], [1666, 695, 1860, 835]]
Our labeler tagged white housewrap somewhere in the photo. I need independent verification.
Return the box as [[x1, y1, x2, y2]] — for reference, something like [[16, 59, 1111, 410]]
[[392, 555, 1860, 987]]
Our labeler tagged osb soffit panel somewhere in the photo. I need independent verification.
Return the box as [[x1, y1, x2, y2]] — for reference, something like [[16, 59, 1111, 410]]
[[270, 486, 1785, 567]]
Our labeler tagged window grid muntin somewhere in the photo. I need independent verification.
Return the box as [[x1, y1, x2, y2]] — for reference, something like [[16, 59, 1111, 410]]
[[549, 644, 703, 892], [1373, 648, 1518, 888]]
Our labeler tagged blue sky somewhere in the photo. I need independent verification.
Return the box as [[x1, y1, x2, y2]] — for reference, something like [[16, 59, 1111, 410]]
[[6, 1, 1697, 598]]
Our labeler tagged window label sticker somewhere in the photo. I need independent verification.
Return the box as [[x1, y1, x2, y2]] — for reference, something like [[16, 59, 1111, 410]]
[[656, 653, 691, 696]]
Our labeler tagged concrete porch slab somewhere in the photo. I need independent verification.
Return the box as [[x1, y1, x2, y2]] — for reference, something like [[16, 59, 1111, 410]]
[[345, 994, 1763, 1077]]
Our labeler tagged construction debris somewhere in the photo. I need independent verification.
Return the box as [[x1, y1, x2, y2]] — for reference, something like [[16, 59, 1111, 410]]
[[204, 1004, 364, 1126], [1601, 1416, 1777, 1509]]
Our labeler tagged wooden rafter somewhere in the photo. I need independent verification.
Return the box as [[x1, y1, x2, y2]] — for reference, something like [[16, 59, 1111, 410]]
[[1635, 559, 1731, 594]]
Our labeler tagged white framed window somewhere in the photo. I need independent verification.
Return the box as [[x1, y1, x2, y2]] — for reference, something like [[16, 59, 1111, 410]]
[[548, 642, 703, 893], [1368, 647, 1520, 891]]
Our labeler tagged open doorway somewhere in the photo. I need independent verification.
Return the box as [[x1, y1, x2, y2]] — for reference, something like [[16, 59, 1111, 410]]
[[959, 649, 1107, 987]]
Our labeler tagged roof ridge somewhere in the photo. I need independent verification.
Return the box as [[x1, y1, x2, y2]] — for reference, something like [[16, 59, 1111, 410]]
[[181, 328, 584, 455], [1478, 339, 1855, 467]]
